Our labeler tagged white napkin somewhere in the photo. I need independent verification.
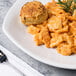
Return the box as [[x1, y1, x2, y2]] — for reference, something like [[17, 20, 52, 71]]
[[0, 45, 43, 76], [0, 63, 23, 76]]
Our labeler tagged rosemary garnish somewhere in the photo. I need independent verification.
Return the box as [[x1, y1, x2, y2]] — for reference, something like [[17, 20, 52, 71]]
[[57, 0, 76, 14]]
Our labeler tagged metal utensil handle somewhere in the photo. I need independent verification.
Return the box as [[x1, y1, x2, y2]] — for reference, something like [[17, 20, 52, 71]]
[[0, 50, 7, 63]]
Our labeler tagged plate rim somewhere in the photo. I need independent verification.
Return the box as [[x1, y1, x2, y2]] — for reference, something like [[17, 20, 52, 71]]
[[2, 0, 76, 70]]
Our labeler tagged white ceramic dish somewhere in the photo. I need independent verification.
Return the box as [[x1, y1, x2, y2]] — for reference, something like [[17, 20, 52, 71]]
[[3, 0, 76, 69]]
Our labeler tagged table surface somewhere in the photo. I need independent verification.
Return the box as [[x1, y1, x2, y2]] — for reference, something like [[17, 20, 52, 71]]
[[0, 0, 76, 76]]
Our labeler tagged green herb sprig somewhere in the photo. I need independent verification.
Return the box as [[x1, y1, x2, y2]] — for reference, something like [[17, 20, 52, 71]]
[[57, 0, 76, 14]]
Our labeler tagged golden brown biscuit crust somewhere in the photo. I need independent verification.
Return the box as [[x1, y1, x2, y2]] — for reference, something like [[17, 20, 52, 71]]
[[20, 1, 48, 25]]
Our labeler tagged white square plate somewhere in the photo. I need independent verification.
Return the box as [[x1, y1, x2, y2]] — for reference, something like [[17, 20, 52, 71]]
[[3, 0, 76, 69]]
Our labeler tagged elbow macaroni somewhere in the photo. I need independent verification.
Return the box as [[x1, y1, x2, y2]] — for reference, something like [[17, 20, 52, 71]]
[[27, 2, 76, 56]]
